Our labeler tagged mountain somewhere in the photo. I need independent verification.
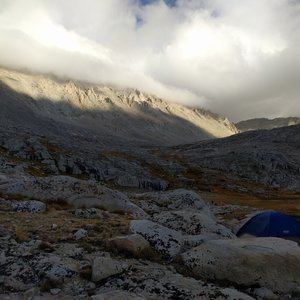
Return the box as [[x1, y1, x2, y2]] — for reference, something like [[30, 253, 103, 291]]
[[1, 67, 300, 300], [235, 117, 300, 132], [171, 125, 300, 193], [0, 67, 237, 146]]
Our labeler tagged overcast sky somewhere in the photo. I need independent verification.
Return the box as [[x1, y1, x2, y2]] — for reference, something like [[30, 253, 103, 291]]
[[0, 0, 299, 121]]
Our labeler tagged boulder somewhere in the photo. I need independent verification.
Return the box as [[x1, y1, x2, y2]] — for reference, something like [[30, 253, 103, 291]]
[[164, 189, 209, 211], [134, 189, 208, 212], [107, 234, 151, 257], [0, 174, 147, 218], [101, 262, 254, 300], [92, 256, 128, 282], [11, 200, 46, 213], [73, 229, 88, 240], [152, 210, 235, 238], [74, 208, 105, 219], [134, 200, 160, 215], [181, 237, 300, 294], [50, 288, 61, 295], [130, 220, 183, 258]]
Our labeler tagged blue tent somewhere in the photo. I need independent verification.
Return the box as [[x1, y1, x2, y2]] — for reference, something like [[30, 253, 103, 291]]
[[237, 210, 300, 238]]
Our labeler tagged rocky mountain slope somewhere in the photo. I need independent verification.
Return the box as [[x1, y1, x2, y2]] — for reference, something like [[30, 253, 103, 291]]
[[171, 125, 300, 192], [0, 67, 237, 146], [236, 117, 300, 132], [1, 67, 300, 300]]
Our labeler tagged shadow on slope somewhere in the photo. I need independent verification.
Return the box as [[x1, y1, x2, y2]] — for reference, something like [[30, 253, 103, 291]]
[[0, 81, 214, 148]]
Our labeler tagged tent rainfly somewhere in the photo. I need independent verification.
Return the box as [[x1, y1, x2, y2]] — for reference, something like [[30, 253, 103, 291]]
[[237, 210, 300, 238]]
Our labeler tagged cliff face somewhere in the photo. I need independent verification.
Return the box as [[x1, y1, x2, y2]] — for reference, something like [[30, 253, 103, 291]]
[[0, 67, 237, 146]]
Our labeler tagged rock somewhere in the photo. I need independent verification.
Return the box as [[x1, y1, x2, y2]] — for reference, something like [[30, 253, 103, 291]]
[[74, 208, 105, 219], [253, 287, 279, 299], [0, 174, 147, 218], [0, 240, 76, 293], [73, 229, 88, 240], [50, 288, 61, 295], [11, 200, 46, 213], [51, 224, 58, 230], [152, 210, 235, 238], [130, 220, 183, 258], [134, 200, 160, 215], [164, 189, 209, 211], [184, 233, 232, 249], [101, 262, 254, 300], [91, 291, 146, 300], [92, 256, 128, 282], [116, 175, 140, 188], [71, 193, 147, 219], [107, 234, 151, 257], [136, 189, 208, 212], [180, 237, 300, 294]]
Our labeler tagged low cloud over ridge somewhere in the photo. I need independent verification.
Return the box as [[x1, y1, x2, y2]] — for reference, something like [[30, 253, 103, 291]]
[[0, 0, 299, 121]]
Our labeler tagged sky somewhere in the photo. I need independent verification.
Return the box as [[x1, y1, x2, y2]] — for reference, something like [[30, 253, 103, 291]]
[[0, 0, 299, 121]]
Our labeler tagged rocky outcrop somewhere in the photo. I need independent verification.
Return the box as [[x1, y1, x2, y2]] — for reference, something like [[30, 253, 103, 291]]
[[11, 200, 46, 213], [133, 189, 209, 212], [0, 173, 147, 217], [181, 237, 300, 294], [130, 220, 183, 259], [0, 239, 77, 292], [130, 189, 235, 254]]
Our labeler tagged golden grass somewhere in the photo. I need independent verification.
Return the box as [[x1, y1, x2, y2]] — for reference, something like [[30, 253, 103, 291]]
[[15, 226, 30, 242], [201, 189, 300, 220], [0, 206, 131, 248]]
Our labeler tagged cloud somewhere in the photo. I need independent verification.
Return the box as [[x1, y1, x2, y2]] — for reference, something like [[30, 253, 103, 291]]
[[0, 0, 299, 121]]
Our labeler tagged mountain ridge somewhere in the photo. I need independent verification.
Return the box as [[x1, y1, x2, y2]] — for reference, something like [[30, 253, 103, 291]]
[[236, 117, 300, 132], [0, 67, 237, 146]]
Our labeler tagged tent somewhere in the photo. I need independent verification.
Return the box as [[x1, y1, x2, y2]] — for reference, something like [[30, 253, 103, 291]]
[[236, 210, 300, 238]]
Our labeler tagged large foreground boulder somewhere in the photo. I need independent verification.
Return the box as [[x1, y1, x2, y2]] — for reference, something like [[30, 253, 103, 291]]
[[100, 262, 254, 300], [181, 237, 300, 294]]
